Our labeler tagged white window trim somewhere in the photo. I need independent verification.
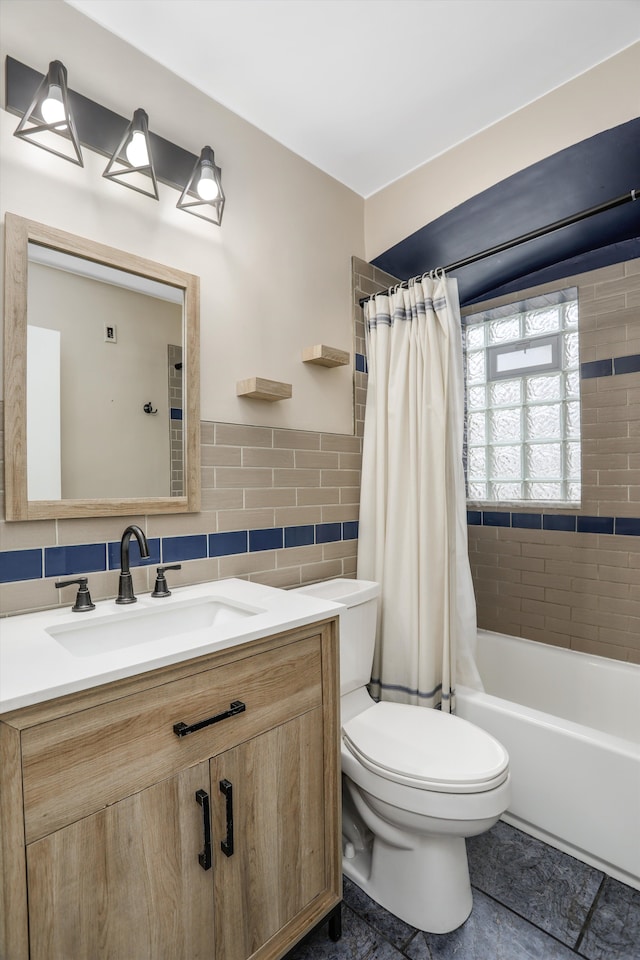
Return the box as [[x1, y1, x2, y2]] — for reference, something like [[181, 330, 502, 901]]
[[487, 333, 561, 381]]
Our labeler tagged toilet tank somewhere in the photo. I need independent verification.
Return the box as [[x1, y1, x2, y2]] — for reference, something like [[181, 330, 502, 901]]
[[292, 579, 380, 696]]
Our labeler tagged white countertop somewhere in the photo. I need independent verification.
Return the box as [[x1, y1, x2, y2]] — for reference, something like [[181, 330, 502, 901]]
[[0, 579, 343, 713]]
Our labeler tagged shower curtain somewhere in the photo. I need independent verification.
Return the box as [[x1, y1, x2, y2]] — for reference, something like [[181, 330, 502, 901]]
[[357, 273, 481, 712]]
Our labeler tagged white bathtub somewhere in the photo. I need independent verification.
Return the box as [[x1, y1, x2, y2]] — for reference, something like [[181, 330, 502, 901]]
[[456, 629, 640, 890]]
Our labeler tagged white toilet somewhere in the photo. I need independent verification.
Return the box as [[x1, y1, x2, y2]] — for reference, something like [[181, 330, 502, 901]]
[[293, 578, 510, 934]]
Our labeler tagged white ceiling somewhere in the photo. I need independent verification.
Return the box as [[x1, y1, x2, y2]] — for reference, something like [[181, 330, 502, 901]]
[[66, 0, 640, 198]]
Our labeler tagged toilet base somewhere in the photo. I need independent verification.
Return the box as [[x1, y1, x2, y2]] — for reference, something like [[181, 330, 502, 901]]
[[342, 775, 476, 933], [342, 795, 473, 933], [342, 830, 473, 934]]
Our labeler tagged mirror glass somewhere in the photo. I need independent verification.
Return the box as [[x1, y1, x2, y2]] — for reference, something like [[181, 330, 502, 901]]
[[4, 214, 200, 520]]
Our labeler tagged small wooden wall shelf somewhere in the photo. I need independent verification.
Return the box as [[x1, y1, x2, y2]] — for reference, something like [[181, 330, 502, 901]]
[[236, 377, 292, 402], [302, 345, 350, 368]]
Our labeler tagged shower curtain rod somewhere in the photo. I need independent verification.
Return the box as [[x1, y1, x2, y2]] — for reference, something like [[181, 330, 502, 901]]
[[359, 187, 638, 307]]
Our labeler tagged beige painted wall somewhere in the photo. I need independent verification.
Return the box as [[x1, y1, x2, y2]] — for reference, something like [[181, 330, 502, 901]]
[[364, 42, 640, 261], [0, 0, 364, 435]]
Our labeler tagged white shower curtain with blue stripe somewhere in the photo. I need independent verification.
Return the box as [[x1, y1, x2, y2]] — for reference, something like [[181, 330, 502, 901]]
[[357, 274, 481, 712]]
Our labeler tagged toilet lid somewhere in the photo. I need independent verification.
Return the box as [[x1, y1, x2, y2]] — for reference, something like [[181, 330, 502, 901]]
[[342, 702, 509, 793]]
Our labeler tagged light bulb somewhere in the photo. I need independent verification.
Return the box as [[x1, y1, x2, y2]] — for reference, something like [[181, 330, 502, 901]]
[[41, 84, 66, 125], [196, 165, 219, 201], [125, 130, 149, 167]]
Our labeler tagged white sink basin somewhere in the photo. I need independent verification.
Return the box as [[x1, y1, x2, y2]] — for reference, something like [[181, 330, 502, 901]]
[[46, 596, 263, 658], [1, 578, 344, 713]]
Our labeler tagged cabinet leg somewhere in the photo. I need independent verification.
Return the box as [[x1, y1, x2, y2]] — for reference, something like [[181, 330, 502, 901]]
[[328, 903, 342, 942]]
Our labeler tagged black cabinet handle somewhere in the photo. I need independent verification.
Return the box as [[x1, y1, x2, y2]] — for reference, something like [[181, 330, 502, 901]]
[[173, 700, 246, 738], [195, 789, 212, 871], [220, 779, 234, 857]]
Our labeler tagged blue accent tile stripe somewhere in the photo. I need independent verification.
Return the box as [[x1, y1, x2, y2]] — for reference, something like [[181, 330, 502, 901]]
[[355, 352, 368, 374], [581, 358, 612, 379], [44, 543, 107, 578], [170, 407, 183, 420], [613, 353, 640, 375], [483, 511, 511, 527], [580, 352, 640, 379], [342, 520, 359, 540], [0, 548, 42, 583], [0, 521, 361, 584], [511, 512, 542, 530], [543, 514, 577, 532], [469, 511, 639, 537], [284, 525, 315, 548], [162, 535, 208, 563], [316, 522, 342, 543], [614, 517, 640, 536], [108, 538, 161, 570], [3, 509, 640, 586], [577, 515, 614, 535], [249, 527, 283, 552], [209, 530, 247, 557]]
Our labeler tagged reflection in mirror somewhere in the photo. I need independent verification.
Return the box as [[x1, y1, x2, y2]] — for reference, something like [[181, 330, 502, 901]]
[[4, 214, 200, 520], [27, 245, 183, 500]]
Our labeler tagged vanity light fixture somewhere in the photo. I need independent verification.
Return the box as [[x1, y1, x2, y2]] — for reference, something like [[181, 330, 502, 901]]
[[6, 56, 225, 226], [103, 108, 159, 200], [176, 146, 225, 224], [13, 59, 83, 166]]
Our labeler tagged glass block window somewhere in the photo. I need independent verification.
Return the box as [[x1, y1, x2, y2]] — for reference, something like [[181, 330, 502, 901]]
[[464, 288, 580, 505]]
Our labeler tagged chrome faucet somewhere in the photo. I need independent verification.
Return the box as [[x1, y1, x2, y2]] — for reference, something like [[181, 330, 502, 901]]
[[116, 524, 150, 604]]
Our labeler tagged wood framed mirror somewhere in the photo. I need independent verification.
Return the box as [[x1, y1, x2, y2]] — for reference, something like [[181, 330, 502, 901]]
[[3, 213, 200, 520]]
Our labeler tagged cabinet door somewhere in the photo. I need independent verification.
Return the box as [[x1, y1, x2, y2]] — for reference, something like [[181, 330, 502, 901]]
[[27, 762, 215, 960], [211, 708, 326, 960]]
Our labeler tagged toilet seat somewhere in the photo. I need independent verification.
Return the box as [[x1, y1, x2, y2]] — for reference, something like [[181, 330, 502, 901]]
[[342, 702, 509, 794]]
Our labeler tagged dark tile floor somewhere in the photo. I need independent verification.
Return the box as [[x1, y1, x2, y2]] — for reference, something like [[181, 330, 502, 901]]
[[288, 822, 640, 960]]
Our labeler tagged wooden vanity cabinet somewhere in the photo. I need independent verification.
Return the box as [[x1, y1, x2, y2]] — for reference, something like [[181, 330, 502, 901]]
[[26, 761, 215, 960], [0, 619, 341, 960]]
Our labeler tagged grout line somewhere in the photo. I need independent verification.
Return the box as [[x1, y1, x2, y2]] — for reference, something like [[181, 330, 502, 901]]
[[573, 874, 606, 953], [328, 880, 604, 960], [397, 930, 422, 958], [468, 884, 590, 957], [341, 903, 402, 960], [341, 897, 415, 958]]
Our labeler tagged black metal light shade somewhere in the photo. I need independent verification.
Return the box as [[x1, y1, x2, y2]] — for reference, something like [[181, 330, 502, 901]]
[[177, 146, 225, 224], [13, 59, 83, 166], [6, 57, 226, 227], [103, 108, 159, 200]]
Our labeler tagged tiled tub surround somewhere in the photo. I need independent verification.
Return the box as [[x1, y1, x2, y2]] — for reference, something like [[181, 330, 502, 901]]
[[467, 510, 640, 667], [464, 258, 640, 665]]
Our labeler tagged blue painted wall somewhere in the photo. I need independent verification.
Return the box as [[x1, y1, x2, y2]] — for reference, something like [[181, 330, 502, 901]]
[[372, 118, 640, 306]]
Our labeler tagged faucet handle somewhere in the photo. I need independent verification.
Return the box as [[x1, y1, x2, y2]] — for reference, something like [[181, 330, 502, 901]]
[[55, 577, 96, 612], [151, 565, 182, 598]]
